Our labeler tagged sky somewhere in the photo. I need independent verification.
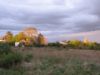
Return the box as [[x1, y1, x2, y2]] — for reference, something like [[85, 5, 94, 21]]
[[0, 0, 100, 42]]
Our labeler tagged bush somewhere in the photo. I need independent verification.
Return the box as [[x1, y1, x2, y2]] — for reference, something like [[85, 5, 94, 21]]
[[67, 40, 82, 48], [0, 42, 22, 68], [8, 41, 15, 46], [24, 53, 33, 62], [0, 69, 25, 75], [0, 43, 11, 54], [95, 43, 100, 50], [0, 52, 23, 68], [48, 42, 61, 47]]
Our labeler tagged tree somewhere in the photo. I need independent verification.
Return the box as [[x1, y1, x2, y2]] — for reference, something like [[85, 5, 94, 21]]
[[3, 31, 13, 43], [14, 32, 26, 42], [25, 36, 35, 46], [68, 40, 81, 47], [23, 27, 38, 37], [37, 33, 47, 46], [22, 27, 39, 45]]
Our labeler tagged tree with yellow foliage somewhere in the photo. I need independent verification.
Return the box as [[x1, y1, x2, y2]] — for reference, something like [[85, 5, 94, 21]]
[[3, 31, 13, 43], [14, 32, 26, 42], [25, 37, 35, 46], [37, 33, 47, 46]]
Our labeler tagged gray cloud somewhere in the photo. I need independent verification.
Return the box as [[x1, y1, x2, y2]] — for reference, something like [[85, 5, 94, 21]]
[[0, 0, 100, 33]]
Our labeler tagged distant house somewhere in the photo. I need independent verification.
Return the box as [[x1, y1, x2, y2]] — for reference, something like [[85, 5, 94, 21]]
[[59, 41, 68, 45]]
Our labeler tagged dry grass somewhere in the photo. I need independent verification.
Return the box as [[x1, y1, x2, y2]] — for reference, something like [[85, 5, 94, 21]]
[[13, 47, 100, 63], [12, 47, 100, 75]]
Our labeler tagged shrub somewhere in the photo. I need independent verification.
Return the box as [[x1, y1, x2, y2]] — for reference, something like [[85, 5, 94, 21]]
[[0, 43, 11, 54], [48, 42, 61, 47], [67, 40, 82, 48], [0, 69, 25, 75], [88, 43, 100, 50], [87, 43, 96, 49], [0, 52, 23, 69], [95, 43, 100, 50], [24, 53, 33, 62]]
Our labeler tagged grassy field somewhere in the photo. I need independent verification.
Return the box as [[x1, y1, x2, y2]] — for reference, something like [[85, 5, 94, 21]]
[[9, 47, 100, 75]]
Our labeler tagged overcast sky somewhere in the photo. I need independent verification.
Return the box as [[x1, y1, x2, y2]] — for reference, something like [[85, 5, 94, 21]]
[[0, 0, 100, 42]]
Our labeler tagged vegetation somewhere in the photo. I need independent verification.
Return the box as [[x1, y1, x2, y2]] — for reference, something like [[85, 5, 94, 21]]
[[30, 57, 100, 75], [0, 27, 47, 47], [0, 69, 25, 75], [0, 43, 11, 54], [37, 33, 47, 46], [0, 27, 100, 75], [0, 43, 23, 69], [48, 42, 62, 47], [47, 40, 100, 50], [0, 52, 23, 68], [13, 47, 100, 75], [3, 31, 13, 43], [0, 42, 26, 75], [14, 32, 26, 42], [0, 41, 100, 75], [24, 53, 33, 62], [67, 40, 82, 47], [0, 27, 100, 50]]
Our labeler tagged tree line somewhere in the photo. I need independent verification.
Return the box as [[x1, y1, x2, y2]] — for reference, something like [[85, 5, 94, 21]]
[[0, 30, 47, 47]]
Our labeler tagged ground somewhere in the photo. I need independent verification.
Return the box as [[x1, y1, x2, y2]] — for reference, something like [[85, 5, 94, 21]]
[[12, 47, 100, 75], [14, 47, 100, 63]]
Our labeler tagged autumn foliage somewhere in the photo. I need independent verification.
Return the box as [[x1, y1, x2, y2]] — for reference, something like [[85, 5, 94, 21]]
[[37, 33, 47, 46], [3, 31, 13, 43], [0, 27, 48, 46]]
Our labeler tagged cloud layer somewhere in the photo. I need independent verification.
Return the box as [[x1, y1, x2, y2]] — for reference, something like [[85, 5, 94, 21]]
[[0, 0, 100, 36]]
